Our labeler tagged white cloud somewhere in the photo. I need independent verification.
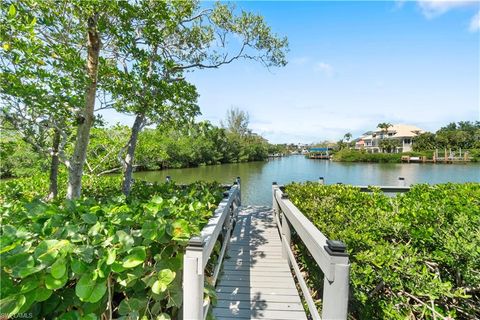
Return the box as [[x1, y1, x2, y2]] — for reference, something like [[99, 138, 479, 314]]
[[314, 62, 334, 76], [417, 0, 477, 18], [469, 10, 480, 31]]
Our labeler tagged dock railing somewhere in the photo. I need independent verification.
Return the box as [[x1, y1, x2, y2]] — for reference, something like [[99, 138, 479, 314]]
[[183, 178, 241, 320], [272, 182, 350, 320]]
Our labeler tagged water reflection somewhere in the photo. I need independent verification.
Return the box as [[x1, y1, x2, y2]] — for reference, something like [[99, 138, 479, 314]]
[[134, 155, 480, 205]]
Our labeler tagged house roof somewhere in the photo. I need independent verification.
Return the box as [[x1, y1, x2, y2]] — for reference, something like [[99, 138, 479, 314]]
[[355, 124, 424, 141], [360, 134, 373, 140], [374, 124, 424, 138]]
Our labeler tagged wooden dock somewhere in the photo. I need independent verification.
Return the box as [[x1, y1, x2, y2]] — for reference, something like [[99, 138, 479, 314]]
[[213, 206, 307, 320]]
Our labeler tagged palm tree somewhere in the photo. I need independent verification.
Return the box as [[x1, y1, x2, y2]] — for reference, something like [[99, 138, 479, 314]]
[[377, 123, 392, 153], [344, 132, 352, 142], [377, 122, 392, 135]]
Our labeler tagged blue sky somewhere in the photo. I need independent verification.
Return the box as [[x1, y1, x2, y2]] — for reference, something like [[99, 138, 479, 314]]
[[101, 0, 480, 144]]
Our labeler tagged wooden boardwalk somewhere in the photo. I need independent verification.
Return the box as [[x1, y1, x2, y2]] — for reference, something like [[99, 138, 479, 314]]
[[213, 206, 307, 320]]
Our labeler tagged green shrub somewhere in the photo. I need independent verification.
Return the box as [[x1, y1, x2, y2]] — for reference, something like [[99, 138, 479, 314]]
[[286, 182, 480, 319], [0, 176, 223, 319], [332, 149, 402, 163]]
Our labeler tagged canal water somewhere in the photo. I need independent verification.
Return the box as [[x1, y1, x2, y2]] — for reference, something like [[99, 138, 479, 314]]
[[134, 155, 480, 206]]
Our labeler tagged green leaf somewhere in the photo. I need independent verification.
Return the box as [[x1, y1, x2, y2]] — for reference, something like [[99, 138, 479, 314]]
[[58, 311, 81, 320], [0, 294, 25, 316], [81, 213, 98, 224], [75, 272, 107, 303], [17, 290, 36, 314], [151, 269, 175, 294], [169, 220, 190, 240], [141, 221, 157, 240], [156, 314, 171, 320], [35, 287, 53, 302], [8, 253, 34, 277], [106, 249, 116, 265], [34, 239, 68, 266], [116, 230, 134, 250], [74, 245, 94, 263], [8, 4, 16, 18], [80, 314, 97, 320], [71, 258, 88, 274], [45, 272, 68, 290], [20, 276, 41, 293], [111, 261, 126, 273], [122, 246, 146, 268], [51, 258, 67, 279], [118, 297, 146, 315], [18, 264, 44, 278]]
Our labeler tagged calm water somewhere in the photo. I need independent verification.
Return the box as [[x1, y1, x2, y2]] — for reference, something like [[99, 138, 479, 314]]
[[134, 156, 480, 206]]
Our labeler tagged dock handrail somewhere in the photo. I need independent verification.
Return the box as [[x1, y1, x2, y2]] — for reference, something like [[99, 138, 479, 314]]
[[183, 178, 241, 320], [272, 182, 350, 320]]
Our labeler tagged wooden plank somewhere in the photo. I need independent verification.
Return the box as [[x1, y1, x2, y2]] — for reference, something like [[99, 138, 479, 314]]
[[223, 260, 288, 266], [221, 266, 291, 272], [215, 300, 304, 311], [219, 273, 295, 282], [216, 292, 302, 303], [216, 286, 299, 296], [218, 279, 296, 288], [214, 206, 307, 319], [220, 270, 293, 277], [213, 308, 308, 319]]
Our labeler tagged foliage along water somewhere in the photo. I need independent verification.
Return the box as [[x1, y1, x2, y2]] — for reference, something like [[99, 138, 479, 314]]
[[134, 155, 480, 205]]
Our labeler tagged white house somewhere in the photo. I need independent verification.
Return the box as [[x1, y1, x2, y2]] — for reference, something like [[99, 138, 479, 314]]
[[355, 124, 424, 153]]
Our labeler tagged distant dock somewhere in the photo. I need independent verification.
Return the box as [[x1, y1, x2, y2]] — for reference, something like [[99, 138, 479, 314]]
[[307, 147, 332, 160], [401, 149, 471, 164]]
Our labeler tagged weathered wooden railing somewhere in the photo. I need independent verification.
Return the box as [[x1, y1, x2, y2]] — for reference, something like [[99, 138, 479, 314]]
[[272, 182, 350, 320], [318, 176, 412, 193], [183, 178, 241, 320]]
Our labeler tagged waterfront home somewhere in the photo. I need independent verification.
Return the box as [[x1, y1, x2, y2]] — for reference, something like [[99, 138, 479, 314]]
[[355, 124, 424, 153]]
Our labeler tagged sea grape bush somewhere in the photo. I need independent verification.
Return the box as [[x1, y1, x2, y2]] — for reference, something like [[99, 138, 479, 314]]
[[285, 182, 480, 319], [0, 177, 223, 319]]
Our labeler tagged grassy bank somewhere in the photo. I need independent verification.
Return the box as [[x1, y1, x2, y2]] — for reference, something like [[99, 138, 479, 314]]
[[332, 149, 479, 163], [333, 149, 433, 163]]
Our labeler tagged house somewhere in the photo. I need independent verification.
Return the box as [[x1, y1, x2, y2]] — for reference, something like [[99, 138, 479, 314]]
[[355, 124, 424, 153]]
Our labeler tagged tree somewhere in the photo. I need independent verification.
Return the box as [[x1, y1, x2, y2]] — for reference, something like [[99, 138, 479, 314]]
[[1, 1, 83, 199], [344, 132, 352, 142], [222, 107, 251, 137], [379, 138, 400, 153], [1, 1, 117, 199], [106, 1, 288, 195], [377, 122, 392, 136], [436, 121, 480, 150], [413, 132, 436, 151], [67, 2, 120, 199]]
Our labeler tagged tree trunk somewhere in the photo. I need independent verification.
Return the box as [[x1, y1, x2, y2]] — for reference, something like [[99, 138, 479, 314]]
[[67, 13, 101, 200], [47, 128, 61, 200], [122, 113, 145, 196]]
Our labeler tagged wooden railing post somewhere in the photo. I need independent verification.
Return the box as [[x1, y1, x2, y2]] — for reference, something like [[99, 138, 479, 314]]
[[183, 237, 204, 320], [272, 182, 279, 215], [280, 193, 291, 259], [273, 186, 350, 320], [322, 240, 350, 320], [234, 177, 241, 205]]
